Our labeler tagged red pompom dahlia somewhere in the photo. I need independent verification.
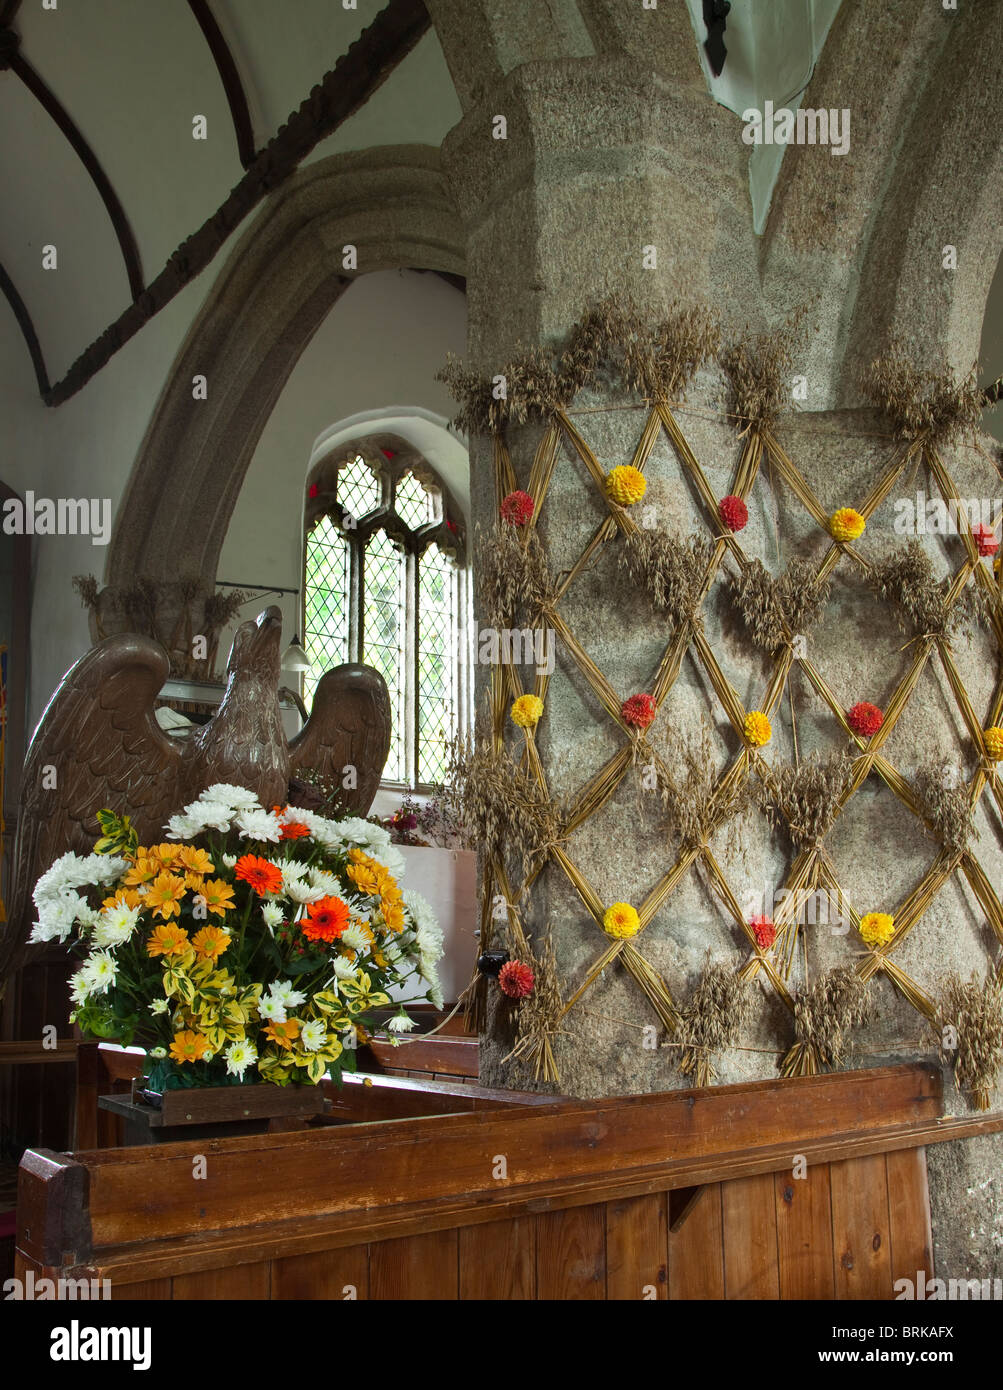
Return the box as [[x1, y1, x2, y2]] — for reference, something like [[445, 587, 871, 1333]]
[[847, 702, 884, 737], [719, 495, 748, 532], [621, 692, 657, 730], [500, 490, 535, 526], [973, 524, 999, 557], [749, 915, 776, 950], [498, 960, 535, 999]]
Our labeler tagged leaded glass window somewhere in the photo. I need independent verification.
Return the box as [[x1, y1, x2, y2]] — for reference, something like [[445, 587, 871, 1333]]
[[303, 449, 467, 789]]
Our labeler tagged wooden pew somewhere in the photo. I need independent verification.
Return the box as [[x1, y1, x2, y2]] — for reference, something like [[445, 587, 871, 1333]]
[[18, 1062, 1003, 1300]]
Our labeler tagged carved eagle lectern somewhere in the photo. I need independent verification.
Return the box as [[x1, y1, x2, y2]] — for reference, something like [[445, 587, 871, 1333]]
[[0, 606, 391, 989]]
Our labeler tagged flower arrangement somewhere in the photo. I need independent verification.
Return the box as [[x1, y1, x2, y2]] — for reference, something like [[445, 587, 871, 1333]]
[[29, 785, 445, 1089], [510, 694, 544, 729], [605, 465, 647, 507], [621, 692, 656, 730], [744, 710, 772, 747], [858, 911, 895, 948], [500, 490, 535, 526], [718, 495, 748, 532], [847, 701, 884, 737], [603, 902, 640, 939], [830, 508, 866, 543]]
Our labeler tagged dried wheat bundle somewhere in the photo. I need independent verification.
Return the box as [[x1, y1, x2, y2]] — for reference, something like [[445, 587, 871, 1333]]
[[504, 930, 565, 1084], [446, 737, 565, 879], [862, 349, 984, 447], [757, 750, 855, 849], [618, 528, 713, 628], [870, 542, 987, 640], [915, 765, 978, 858], [437, 346, 563, 435], [720, 307, 810, 432], [475, 524, 554, 631], [780, 966, 870, 1076], [678, 962, 752, 1087], [939, 970, 1003, 1111], [657, 719, 747, 854], [729, 556, 830, 653]]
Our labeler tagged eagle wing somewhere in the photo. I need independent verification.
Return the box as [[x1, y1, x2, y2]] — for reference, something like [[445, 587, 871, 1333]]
[[0, 635, 185, 990], [288, 664, 391, 815]]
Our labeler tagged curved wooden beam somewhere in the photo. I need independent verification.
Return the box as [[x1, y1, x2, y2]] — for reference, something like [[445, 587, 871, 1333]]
[[186, 0, 256, 169], [0, 260, 49, 395], [10, 51, 145, 302], [43, 0, 431, 407]]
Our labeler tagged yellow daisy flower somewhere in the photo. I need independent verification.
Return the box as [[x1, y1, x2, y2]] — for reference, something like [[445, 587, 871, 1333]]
[[191, 925, 231, 961], [169, 1029, 212, 1064], [202, 878, 236, 917], [603, 902, 640, 939], [144, 871, 188, 920]]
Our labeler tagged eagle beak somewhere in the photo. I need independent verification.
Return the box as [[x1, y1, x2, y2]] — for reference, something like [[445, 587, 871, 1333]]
[[252, 606, 283, 649]]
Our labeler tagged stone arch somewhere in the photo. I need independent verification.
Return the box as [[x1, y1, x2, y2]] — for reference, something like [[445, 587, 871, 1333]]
[[105, 145, 465, 593]]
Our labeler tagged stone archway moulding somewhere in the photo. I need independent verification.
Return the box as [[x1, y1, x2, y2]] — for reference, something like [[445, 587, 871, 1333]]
[[105, 144, 465, 592]]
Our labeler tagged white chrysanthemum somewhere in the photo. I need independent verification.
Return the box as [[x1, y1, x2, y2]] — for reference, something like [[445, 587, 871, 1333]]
[[298, 1019, 327, 1053], [426, 975, 445, 1011], [69, 969, 93, 1004], [235, 807, 283, 843], [149, 998, 169, 1016], [331, 956, 356, 979], [148, 1046, 168, 1059], [403, 888, 437, 932], [200, 784, 262, 810], [285, 877, 324, 905], [341, 923, 369, 952], [34, 851, 129, 902], [85, 853, 130, 887], [224, 1039, 258, 1078], [92, 901, 141, 949], [383, 942, 405, 964], [221, 853, 237, 869], [300, 814, 346, 851], [308, 868, 344, 897], [82, 950, 118, 994], [386, 1013, 417, 1034], [257, 994, 287, 1023], [165, 812, 201, 840], [29, 893, 86, 944], [269, 980, 307, 1009], [261, 902, 284, 930]]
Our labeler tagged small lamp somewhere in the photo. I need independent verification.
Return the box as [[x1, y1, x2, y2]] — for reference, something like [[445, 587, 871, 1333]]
[[281, 635, 312, 672]]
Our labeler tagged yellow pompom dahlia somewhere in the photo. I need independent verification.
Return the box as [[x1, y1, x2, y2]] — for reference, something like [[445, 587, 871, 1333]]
[[603, 902, 640, 939], [605, 465, 647, 507], [744, 710, 772, 747], [510, 694, 544, 728], [858, 911, 895, 947], [984, 727, 1003, 762], [830, 507, 866, 543]]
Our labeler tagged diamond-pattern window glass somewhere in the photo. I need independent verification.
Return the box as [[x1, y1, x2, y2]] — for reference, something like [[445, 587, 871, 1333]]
[[417, 542, 457, 785], [395, 470, 438, 531], [338, 454, 381, 521], [364, 529, 406, 782], [303, 515, 349, 711]]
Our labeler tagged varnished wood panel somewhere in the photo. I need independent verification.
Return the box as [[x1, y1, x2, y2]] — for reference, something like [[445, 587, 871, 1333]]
[[774, 1164, 835, 1300], [722, 1172, 780, 1300], [172, 1262, 270, 1299], [886, 1147, 934, 1285], [536, 1206, 605, 1299], [669, 1184, 724, 1300], [458, 1217, 535, 1300], [830, 1154, 892, 1299], [369, 1229, 458, 1300], [109, 1277, 172, 1299], [606, 1193, 668, 1300], [271, 1244, 369, 1300]]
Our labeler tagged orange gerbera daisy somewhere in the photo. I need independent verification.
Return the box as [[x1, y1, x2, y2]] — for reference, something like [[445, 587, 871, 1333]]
[[123, 855, 161, 888], [169, 1029, 212, 1064], [264, 1018, 301, 1051], [191, 925, 231, 961], [235, 854, 284, 896], [144, 871, 187, 919], [302, 895, 351, 943], [201, 878, 236, 917], [102, 888, 144, 912], [147, 922, 191, 957], [178, 846, 214, 875]]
